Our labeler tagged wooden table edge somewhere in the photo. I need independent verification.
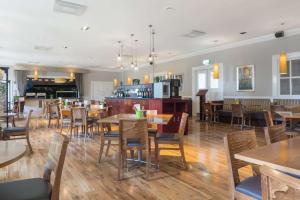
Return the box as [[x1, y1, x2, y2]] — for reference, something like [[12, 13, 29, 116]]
[[234, 152, 300, 176]]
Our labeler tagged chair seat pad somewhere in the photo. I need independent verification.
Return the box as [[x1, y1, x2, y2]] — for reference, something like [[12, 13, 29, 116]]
[[236, 175, 261, 200], [156, 133, 179, 142], [104, 131, 119, 137], [0, 178, 51, 200], [127, 139, 142, 147], [3, 127, 26, 134]]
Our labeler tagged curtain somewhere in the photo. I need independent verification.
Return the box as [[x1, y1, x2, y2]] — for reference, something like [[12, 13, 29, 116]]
[[14, 70, 27, 96], [75, 73, 83, 98]]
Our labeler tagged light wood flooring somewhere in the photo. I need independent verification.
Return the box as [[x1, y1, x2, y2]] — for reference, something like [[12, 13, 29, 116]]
[[0, 118, 266, 200]]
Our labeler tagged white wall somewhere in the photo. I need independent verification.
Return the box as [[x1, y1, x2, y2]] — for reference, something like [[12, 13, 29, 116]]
[[124, 34, 300, 98]]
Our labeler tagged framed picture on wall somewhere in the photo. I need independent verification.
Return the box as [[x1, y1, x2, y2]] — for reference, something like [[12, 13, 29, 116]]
[[236, 65, 255, 91]]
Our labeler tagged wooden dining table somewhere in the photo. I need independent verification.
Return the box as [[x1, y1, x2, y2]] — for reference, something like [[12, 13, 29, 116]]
[[235, 137, 300, 176], [0, 140, 27, 168], [98, 113, 173, 125]]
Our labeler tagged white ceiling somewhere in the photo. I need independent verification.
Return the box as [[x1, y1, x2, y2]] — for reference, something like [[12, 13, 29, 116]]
[[0, 0, 300, 71]]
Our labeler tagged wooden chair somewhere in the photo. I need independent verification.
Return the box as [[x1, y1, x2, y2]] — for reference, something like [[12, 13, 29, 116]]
[[264, 124, 288, 145], [60, 108, 72, 135], [71, 107, 94, 138], [224, 130, 261, 200], [204, 103, 213, 124], [98, 108, 120, 163], [260, 165, 300, 200], [231, 104, 250, 129], [0, 132, 69, 200], [2, 110, 33, 153], [154, 113, 189, 169], [263, 110, 274, 128], [48, 103, 60, 128], [118, 118, 149, 180], [270, 104, 284, 125]]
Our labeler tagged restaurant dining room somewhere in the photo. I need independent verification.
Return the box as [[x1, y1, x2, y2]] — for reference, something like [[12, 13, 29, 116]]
[[1, 0, 300, 200]]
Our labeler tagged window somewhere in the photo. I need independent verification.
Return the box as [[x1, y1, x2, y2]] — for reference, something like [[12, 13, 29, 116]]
[[197, 73, 206, 89], [280, 59, 300, 95], [210, 72, 219, 89]]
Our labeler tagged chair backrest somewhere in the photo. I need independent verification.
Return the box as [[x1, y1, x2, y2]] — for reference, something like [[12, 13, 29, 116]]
[[178, 113, 189, 137], [231, 104, 244, 117], [204, 103, 213, 115], [49, 103, 59, 117], [292, 106, 300, 113], [260, 165, 300, 200], [119, 118, 148, 150], [224, 130, 258, 192], [263, 110, 274, 127], [106, 106, 113, 117], [43, 133, 69, 200], [264, 124, 288, 145], [270, 104, 284, 118], [99, 108, 112, 132], [25, 110, 33, 129], [71, 107, 87, 125]]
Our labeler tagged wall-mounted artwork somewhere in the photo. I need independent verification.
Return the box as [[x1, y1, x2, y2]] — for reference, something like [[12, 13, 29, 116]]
[[236, 65, 255, 91]]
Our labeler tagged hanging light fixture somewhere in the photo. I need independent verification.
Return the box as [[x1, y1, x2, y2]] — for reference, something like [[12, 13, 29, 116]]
[[117, 41, 122, 61], [148, 24, 153, 63], [134, 39, 138, 70], [130, 33, 135, 68], [279, 51, 288, 74], [70, 72, 75, 81], [213, 63, 219, 79], [33, 69, 38, 81]]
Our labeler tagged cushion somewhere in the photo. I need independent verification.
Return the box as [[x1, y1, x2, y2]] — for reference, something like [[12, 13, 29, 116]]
[[236, 175, 261, 200], [127, 139, 142, 147], [104, 131, 119, 137], [3, 127, 26, 134], [0, 178, 51, 200], [156, 133, 179, 142]]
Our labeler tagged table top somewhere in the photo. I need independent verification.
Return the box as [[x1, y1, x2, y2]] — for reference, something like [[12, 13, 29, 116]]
[[0, 141, 26, 168], [98, 114, 173, 125], [276, 111, 300, 119], [235, 137, 300, 176], [0, 113, 16, 118]]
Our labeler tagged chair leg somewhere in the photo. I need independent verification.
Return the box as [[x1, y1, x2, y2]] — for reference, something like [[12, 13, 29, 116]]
[[105, 140, 111, 156], [179, 142, 187, 169], [231, 116, 234, 127], [48, 118, 51, 128], [26, 135, 33, 153], [118, 149, 124, 180], [98, 136, 105, 163], [155, 140, 159, 168], [145, 148, 150, 179]]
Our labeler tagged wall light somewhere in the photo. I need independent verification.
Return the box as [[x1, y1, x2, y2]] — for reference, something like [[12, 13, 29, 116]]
[[279, 51, 288, 74], [34, 69, 38, 81], [213, 63, 219, 79]]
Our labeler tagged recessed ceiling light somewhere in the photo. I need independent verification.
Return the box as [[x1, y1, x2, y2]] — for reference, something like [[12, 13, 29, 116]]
[[240, 32, 247, 35], [63, 45, 68, 49], [165, 6, 175, 11], [81, 26, 90, 31], [280, 22, 285, 26], [213, 40, 219, 43]]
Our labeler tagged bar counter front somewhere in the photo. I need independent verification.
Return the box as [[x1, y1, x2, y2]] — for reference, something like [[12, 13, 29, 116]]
[[105, 97, 190, 134]]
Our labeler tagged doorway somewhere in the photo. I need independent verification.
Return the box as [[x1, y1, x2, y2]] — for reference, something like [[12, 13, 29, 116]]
[[192, 64, 223, 116]]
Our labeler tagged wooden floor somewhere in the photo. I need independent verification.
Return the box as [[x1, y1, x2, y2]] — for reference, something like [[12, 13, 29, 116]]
[[0, 118, 266, 200]]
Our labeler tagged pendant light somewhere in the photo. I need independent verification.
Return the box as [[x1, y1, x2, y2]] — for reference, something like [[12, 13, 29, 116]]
[[117, 41, 122, 61], [130, 34, 135, 68], [279, 51, 288, 74], [148, 25, 153, 63], [70, 72, 75, 81], [213, 63, 219, 79], [33, 69, 38, 81], [134, 39, 138, 70]]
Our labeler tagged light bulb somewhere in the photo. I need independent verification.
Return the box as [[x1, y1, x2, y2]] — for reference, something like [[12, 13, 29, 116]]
[[134, 66, 138, 70], [148, 55, 153, 62], [130, 62, 135, 68], [120, 66, 124, 70], [117, 54, 121, 61]]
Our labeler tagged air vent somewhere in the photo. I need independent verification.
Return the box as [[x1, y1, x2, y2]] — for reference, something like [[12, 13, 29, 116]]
[[54, 0, 87, 16], [182, 30, 206, 38], [34, 45, 53, 51]]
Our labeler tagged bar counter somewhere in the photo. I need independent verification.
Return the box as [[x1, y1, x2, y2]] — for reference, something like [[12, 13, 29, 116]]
[[105, 97, 191, 134]]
